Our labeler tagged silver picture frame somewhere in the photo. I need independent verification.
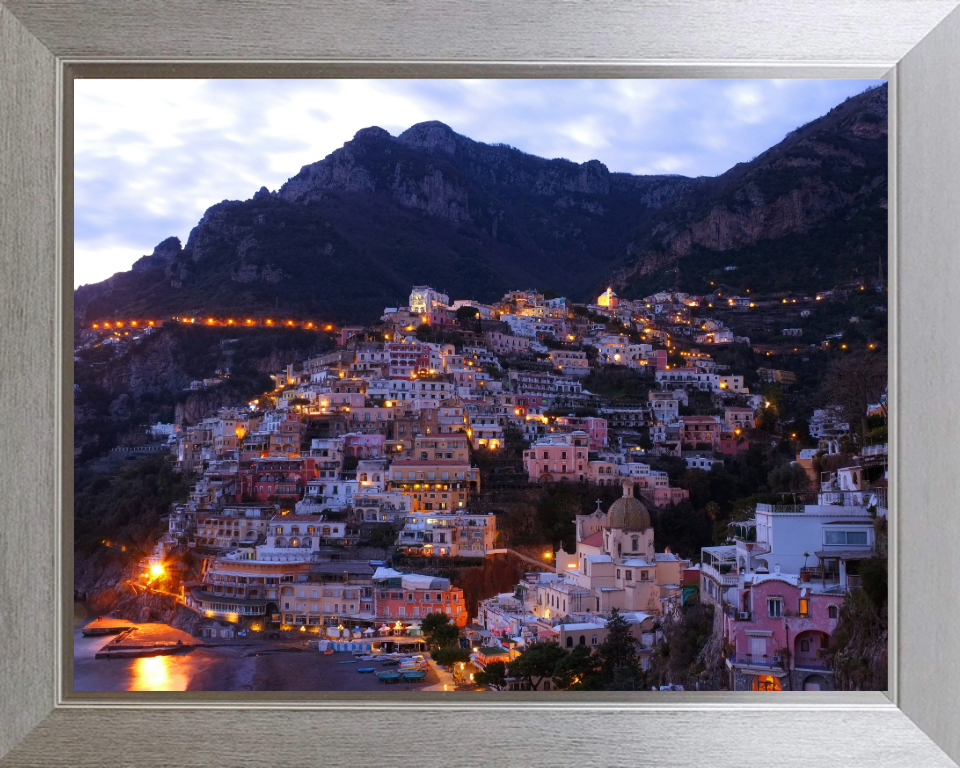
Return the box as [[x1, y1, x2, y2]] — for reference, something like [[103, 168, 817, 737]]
[[2, 1, 959, 765]]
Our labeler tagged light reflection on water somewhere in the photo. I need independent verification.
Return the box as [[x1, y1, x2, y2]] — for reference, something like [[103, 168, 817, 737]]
[[74, 602, 194, 691], [128, 655, 190, 691]]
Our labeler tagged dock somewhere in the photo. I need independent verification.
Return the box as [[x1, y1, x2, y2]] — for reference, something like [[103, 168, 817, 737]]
[[82, 617, 135, 636], [94, 622, 200, 659]]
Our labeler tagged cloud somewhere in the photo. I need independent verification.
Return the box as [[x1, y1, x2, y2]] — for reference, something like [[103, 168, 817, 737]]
[[74, 78, 884, 287]]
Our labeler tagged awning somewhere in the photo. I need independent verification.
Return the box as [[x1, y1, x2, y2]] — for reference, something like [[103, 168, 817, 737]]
[[814, 549, 870, 560]]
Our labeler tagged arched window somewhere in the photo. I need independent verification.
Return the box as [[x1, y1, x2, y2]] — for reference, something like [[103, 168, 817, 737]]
[[566, 637, 573, 648], [592, 635, 598, 645], [800, 639, 810, 652], [579, 635, 586, 646]]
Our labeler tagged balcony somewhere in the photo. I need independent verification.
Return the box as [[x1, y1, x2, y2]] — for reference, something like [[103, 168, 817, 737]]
[[723, 605, 753, 622], [701, 562, 739, 587], [728, 653, 781, 669]]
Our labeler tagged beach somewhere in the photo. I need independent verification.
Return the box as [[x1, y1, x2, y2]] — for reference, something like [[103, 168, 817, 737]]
[[74, 603, 443, 692]]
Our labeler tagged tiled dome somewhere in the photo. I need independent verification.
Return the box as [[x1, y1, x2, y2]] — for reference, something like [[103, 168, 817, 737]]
[[608, 482, 651, 532]]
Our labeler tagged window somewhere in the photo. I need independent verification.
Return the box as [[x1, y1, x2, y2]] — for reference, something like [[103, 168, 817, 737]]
[[632, 537, 638, 551], [828, 605, 839, 619], [799, 598, 809, 617], [768, 598, 783, 618], [800, 639, 810, 652], [625, 570, 632, 581], [824, 530, 869, 546]]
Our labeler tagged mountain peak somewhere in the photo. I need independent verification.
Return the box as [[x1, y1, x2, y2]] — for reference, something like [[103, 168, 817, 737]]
[[397, 121, 464, 155], [353, 126, 393, 142]]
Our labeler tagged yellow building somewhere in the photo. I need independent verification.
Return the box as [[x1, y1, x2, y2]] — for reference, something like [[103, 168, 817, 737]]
[[553, 482, 686, 616], [597, 287, 619, 308]]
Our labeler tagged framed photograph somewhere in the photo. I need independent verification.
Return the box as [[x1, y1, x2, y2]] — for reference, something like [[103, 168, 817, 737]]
[[2, 1, 959, 766]]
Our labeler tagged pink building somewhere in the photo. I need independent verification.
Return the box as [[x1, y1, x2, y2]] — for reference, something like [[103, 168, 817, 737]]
[[680, 415, 722, 449], [721, 575, 843, 691], [645, 349, 668, 370], [555, 416, 608, 450], [236, 457, 318, 503], [719, 436, 750, 456], [337, 326, 363, 346], [372, 568, 468, 627], [425, 307, 456, 328], [342, 432, 385, 458], [640, 485, 689, 507], [484, 331, 530, 356], [385, 342, 431, 378], [523, 432, 588, 482]]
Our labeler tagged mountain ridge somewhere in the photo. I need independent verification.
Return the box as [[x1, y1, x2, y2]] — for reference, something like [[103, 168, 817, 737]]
[[75, 84, 887, 324]]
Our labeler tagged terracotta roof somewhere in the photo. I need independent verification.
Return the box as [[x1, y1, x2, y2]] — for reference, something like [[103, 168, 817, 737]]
[[580, 531, 603, 548]]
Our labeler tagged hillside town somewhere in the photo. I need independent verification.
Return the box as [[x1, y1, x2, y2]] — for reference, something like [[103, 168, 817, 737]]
[[76, 282, 887, 692]]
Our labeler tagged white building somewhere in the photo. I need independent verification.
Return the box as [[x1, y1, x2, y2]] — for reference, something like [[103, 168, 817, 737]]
[[409, 286, 449, 315]]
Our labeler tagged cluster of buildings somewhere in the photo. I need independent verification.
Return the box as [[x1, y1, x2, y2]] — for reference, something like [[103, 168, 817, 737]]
[[145, 284, 780, 630], [119, 282, 884, 690], [473, 439, 887, 692], [698, 442, 888, 691], [473, 482, 692, 681]]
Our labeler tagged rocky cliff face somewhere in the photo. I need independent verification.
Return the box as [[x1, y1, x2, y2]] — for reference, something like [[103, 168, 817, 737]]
[[75, 550, 203, 632], [74, 84, 887, 322], [612, 85, 888, 294]]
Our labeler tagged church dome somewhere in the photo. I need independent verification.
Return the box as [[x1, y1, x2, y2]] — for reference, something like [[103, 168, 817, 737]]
[[607, 482, 651, 532]]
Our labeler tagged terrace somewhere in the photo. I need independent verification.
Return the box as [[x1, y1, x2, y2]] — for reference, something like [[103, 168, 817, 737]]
[[701, 545, 739, 587]]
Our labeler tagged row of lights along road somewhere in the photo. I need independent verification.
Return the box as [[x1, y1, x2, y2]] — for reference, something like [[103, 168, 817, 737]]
[[87, 318, 338, 331]]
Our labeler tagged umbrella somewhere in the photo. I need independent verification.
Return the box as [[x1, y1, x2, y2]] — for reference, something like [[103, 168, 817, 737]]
[[363, 628, 375, 635]]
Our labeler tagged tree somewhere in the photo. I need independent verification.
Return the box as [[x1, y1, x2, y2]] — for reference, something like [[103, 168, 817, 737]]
[[432, 646, 471, 668], [596, 608, 639, 683], [552, 644, 602, 690], [421, 612, 460, 648], [508, 642, 568, 690], [822, 351, 887, 445], [455, 305, 480, 327], [767, 462, 812, 494], [474, 660, 508, 690]]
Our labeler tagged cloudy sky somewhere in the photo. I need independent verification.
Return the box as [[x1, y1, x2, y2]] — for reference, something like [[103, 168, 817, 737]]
[[74, 78, 883, 288]]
